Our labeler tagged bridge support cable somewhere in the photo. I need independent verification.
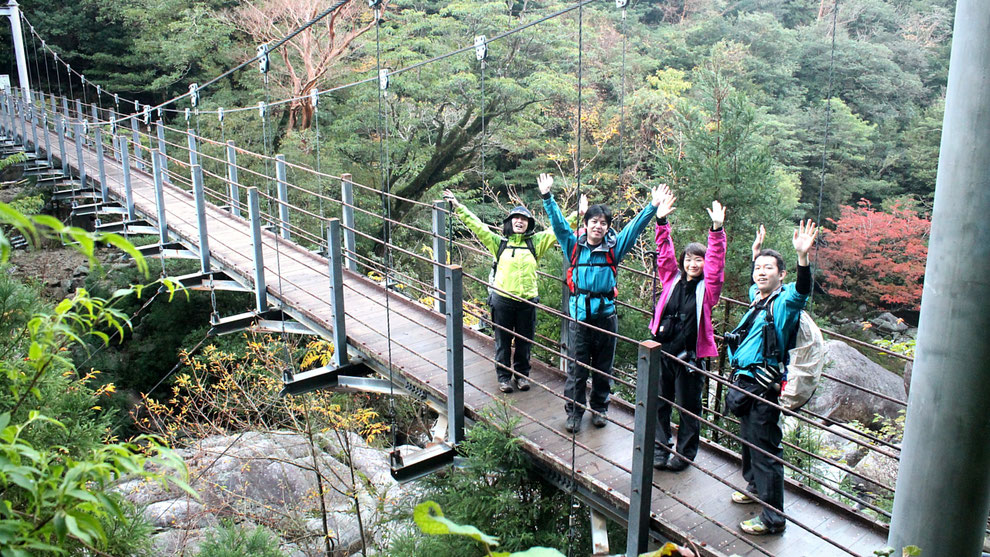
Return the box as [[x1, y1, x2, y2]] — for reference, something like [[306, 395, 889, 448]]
[[888, 0, 990, 553]]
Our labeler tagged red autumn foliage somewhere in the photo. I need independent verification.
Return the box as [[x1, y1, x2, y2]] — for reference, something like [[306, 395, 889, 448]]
[[817, 199, 930, 311]]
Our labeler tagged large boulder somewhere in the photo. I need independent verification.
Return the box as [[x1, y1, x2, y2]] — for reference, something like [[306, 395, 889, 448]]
[[120, 431, 408, 557], [805, 340, 907, 426], [871, 312, 908, 334]]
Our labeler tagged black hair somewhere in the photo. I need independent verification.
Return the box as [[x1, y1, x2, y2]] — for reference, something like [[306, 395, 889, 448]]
[[583, 204, 613, 228], [755, 249, 786, 273], [679, 242, 707, 274]]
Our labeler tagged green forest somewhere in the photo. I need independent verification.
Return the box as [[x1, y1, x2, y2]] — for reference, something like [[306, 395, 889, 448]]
[[0, 0, 951, 554]]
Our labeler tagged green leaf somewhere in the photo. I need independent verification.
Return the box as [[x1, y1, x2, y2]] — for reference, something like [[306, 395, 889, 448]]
[[413, 500, 499, 546], [101, 233, 148, 276], [509, 548, 567, 556], [27, 342, 42, 361], [902, 547, 922, 557]]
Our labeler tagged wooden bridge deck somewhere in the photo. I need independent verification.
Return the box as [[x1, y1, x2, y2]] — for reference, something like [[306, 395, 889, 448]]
[[34, 120, 888, 557]]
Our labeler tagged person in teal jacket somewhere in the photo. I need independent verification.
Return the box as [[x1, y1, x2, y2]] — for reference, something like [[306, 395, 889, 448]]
[[538, 173, 664, 433], [725, 220, 818, 536], [444, 190, 579, 394]]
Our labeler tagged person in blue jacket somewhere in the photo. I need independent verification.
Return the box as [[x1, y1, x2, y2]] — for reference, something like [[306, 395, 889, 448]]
[[538, 173, 665, 433], [725, 220, 818, 536]]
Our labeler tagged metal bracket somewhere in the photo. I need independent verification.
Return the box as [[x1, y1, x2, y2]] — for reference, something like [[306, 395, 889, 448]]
[[218, 107, 224, 123], [310, 88, 319, 109], [189, 83, 200, 108], [210, 308, 318, 337], [258, 101, 266, 120], [184, 108, 191, 123], [390, 443, 457, 484], [474, 35, 488, 62], [615, 0, 628, 8], [279, 360, 376, 397], [257, 44, 269, 74], [171, 271, 252, 293], [379, 69, 389, 94]]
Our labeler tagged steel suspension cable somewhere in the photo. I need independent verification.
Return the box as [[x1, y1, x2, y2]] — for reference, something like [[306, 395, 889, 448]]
[[812, 0, 840, 299]]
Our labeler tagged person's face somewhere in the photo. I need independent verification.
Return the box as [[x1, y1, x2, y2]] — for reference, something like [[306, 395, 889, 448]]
[[510, 216, 529, 234], [585, 215, 609, 244], [753, 255, 785, 295], [683, 253, 704, 279]]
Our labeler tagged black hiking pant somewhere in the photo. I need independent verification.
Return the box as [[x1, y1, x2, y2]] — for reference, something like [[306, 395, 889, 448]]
[[491, 294, 537, 383], [655, 355, 705, 463], [564, 314, 618, 417], [740, 389, 786, 529]]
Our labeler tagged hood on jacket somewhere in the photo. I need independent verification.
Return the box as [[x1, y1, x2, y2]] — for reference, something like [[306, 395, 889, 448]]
[[504, 205, 536, 234]]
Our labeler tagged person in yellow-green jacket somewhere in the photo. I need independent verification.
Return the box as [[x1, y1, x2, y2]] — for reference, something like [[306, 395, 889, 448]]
[[444, 189, 581, 394]]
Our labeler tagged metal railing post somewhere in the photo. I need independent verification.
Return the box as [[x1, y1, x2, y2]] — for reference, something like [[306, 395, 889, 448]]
[[152, 149, 168, 245], [341, 173, 356, 272], [192, 164, 211, 274], [446, 265, 465, 444], [275, 154, 290, 239], [74, 99, 84, 142], [130, 115, 144, 171], [2, 93, 10, 140], [73, 123, 86, 189], [60, 97, 70, 139], [186, 128, 198, 171], [156, 120, 170, 184], [119, 135, 136, 220], [247, 187, 268, 312], [327, 218, 349, 367], [16, 95, 25, 146], [626, 340, 662, 557], [42, 113, 51, 165], [92, 105, 107, 202], [432, 200, 448, 314], [30, 100, 39, 157], [57, 115, 68, 176], [226, 140, 241, 217]]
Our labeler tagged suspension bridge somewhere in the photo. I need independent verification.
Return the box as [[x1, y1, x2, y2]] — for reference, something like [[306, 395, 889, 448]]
[[1, 0, 989, 556]]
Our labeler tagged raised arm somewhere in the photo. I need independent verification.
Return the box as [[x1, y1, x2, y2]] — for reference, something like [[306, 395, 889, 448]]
[[653, 184, 679, 284], [784, 219, 818, 308], [613, 184, 664, 261], [444, 189, 501, 255], [538, 173, 576, 254], [703, 201, 727, 305]]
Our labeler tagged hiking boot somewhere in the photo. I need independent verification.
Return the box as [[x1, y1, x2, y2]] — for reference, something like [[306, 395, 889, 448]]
[[653, 452, 669, 470], [731, 491, 756, 504], [591, 412, 608, 428], [565, 415, 582, 433], [666, 457, 690, 472], [739, 516, 785, 535], [498, 381, 514, 393], [514, 376, 531, 391]]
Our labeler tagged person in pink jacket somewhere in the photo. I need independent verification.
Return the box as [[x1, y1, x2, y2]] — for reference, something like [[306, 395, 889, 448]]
[[648, 186, 726, 472]]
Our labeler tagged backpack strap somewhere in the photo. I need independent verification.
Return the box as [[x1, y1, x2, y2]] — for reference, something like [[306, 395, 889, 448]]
[[491, 238, 510, 276], [491, 237, 539, 278], [565, 233, 620, 317]]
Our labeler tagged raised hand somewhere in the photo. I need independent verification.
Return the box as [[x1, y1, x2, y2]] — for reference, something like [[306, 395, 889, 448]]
[[707, 200, 725, 230], [652, 183, 676, 217], [442, 189, 461, 208], [537, 173, 554, 195], [751, 224, 766, 261], [579, 193, 588, 217], [792, 220, 818, 265]]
